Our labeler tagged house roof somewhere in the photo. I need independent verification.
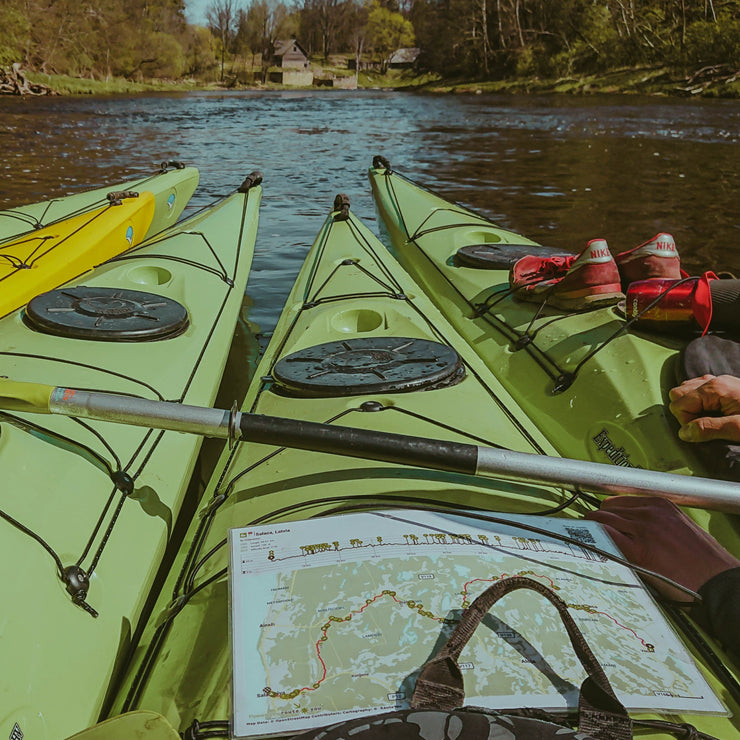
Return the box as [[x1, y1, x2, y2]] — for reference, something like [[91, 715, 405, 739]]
[[388, 47, 420, 64], [273, 39, 309, 58]]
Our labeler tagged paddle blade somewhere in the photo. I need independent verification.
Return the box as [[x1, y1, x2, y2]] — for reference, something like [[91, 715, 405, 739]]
[[0, 378, 54, 414]]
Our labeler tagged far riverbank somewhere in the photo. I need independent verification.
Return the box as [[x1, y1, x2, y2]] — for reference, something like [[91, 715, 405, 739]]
[[18, 64, 740, 99]]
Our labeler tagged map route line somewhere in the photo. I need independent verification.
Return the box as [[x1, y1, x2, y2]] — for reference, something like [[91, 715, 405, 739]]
[[262, 571, 650, 701], [461, 575, 649, 647]]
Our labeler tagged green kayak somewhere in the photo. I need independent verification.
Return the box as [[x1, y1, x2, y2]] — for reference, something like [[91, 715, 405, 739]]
[[0, 161, 199, 244], [0, 172, 262, 739], [72, 197, 738, 740], [368, 160, 719, 478]]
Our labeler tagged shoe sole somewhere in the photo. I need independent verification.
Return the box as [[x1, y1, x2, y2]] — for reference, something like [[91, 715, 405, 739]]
[[513, 286, 625, 311], [548, 290, 625, 311]]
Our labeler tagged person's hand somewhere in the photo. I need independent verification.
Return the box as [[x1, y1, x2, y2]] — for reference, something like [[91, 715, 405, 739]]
[[584, 496, 740, 600], [668, 374, 740, 443]]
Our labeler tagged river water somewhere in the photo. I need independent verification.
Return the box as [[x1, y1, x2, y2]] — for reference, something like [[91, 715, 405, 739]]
[[1, 90, 739, 332]]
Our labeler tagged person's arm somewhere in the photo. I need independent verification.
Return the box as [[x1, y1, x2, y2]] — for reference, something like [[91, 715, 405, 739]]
[[584, 496, 740, 657], [697, 568, 740, 659], [669, 373, 740, 443]]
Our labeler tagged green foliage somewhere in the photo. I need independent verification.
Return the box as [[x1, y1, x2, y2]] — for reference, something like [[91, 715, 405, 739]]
[[185, 26, 219, 75], [0, 2, 30, 66], [365, 2, 414, 65], [6, 0, 740, 87], [684, 17, 740, 66], [139, 33, 186, 78]]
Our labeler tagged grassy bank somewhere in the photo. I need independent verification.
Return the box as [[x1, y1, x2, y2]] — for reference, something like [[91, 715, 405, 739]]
[[414, 66, 740, 98], [16, 65, 740, 98], [25, 71, 213, 95]]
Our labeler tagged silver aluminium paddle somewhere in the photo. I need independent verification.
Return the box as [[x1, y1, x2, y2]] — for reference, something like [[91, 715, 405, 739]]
[[2, 379, 738, 513]]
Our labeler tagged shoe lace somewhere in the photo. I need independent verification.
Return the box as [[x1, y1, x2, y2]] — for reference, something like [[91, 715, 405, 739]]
[[518, 255, 574, 284]]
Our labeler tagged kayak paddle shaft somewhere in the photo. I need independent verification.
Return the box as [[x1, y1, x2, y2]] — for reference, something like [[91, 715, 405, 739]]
[[41, 385, 740, 513]]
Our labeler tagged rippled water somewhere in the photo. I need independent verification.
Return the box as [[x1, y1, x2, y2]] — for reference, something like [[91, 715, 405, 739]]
[[1, 90, 739, 331]]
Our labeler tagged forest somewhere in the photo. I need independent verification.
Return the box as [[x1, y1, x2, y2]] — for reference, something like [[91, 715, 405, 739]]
[[1, 0, 739, 84]]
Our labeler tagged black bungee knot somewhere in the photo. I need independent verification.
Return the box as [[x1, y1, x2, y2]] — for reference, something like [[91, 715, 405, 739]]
[[341, 258, 357, 266], [106, 190, 139, 206], [182, 718, 200, 740], [676, 723, 700, 740], [333, 193, 350, 221], [373, 155, 392, 172], [160, 160, 186, 171], [552, 372, 575, 394], [360, 401, 385, 412], [514, 334, 533, 349], [112, 470, 135, 496], [238, 171, 263, 192], [394, 293, 407, 300], [62, 565, 99, 618]]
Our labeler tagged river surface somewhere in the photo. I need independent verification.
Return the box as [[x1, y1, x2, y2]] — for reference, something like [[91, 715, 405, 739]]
[[1, 90, 739, 332]]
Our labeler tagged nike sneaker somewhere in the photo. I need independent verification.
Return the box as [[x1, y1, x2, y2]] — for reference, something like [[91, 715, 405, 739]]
[[615, 232, 682, 288], [510, 238, 624, 310]]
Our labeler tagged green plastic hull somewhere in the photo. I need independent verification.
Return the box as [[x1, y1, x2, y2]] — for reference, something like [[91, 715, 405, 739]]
[[97, 200, 740, 740], [0, 164, 200, 244], [0, 178, 261, 739], [368, 166, 740, 544]]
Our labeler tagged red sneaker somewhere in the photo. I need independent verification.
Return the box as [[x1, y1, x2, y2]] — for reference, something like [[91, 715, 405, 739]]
[[615, 233, 682, 288], [510, 239, 624, 310]]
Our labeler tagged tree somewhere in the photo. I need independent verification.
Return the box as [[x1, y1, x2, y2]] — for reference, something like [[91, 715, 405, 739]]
[[300, 0, 356, 58], [236, 0, 294, 63], [365, 1, 414, 70], [207, 0, 239, 80], [184, 25, 219, 76]]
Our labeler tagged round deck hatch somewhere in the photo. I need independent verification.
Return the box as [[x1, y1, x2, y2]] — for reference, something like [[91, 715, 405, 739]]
[[25, 287, 189, 341], [456, 243, 573, 270], [273, 337, 465, 396]]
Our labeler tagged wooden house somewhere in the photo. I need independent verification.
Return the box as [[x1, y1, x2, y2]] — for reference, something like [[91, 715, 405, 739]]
[[271, 39, 310, 69]]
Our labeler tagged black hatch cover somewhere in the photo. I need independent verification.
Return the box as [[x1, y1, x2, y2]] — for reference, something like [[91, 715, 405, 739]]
[[273, 337, 465, 396], [25, 287, 189, 341], [456, 243, 574, 270]]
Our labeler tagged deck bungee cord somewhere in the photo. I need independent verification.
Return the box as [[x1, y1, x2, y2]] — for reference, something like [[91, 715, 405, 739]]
[[375, 169, 642, 394], [294, 204, 552, 452], [372, 160, 717, 399], [0, 160, 187, 238], [0, 176, 261, 619], [75, 192, 738, 740]]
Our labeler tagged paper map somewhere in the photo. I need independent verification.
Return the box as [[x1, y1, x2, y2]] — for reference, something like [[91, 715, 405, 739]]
[[229, 510, 725, 738]]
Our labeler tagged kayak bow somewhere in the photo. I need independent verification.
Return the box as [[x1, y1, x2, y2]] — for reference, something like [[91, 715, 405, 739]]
[[0, 171, 261, 739]]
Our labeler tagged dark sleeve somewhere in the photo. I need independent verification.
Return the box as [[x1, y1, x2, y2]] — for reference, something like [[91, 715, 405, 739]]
[[692, 567, 740, 660]]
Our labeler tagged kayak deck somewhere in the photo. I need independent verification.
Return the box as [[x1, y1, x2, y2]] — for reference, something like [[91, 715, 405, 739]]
[[101, 198, 740, 740], [369, 162, 708, 477], [0, 176, 261, 739], [0, 163, 199, 245], [0, 192, 155, 318]]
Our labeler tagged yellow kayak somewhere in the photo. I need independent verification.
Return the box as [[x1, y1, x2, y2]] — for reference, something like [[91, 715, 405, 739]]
[[0, 191, 155, 318]]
